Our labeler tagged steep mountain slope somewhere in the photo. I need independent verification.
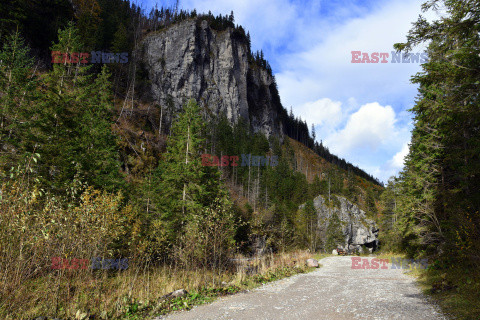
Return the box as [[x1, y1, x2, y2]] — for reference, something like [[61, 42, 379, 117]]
[[134, 16, 381, 187], [138, 18, 284, 140]]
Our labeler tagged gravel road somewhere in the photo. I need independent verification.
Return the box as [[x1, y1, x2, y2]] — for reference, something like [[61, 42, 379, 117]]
[[156, 256, 447, 320]]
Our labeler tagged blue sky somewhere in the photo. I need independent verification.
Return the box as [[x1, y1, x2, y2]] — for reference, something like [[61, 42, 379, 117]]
[[136, 0, 436, 183]]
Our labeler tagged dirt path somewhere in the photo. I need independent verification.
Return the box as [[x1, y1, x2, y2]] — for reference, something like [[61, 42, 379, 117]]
[[156, 256, 447, 320]]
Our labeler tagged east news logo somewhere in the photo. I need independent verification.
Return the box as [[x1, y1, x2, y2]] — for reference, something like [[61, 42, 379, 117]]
[[351, 51, 429, 63], [351, 257, 428, 269], [201, 154, 278, 167], [51, 51, 128, 64]]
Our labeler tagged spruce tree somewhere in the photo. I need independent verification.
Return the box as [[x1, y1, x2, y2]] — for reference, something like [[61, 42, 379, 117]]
[[36, 23, 122, 193], [0, 31, 38, 170], [296, 199, 318, 252], [149, 99, 223, 255], [325, 211, 344, 252], [76, 65, 124, 191]]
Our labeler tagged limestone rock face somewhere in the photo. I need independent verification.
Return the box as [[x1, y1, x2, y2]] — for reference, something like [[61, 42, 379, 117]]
[[138, 19, 284, 139], [300, 195, 379, 253]]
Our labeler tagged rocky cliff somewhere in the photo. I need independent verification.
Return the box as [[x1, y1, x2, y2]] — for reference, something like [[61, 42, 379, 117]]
[[138, 19, 284, 139], [300, 195, 379, 253]]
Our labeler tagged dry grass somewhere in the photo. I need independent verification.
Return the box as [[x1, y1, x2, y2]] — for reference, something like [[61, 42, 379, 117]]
[[0, 250, 316, 319]]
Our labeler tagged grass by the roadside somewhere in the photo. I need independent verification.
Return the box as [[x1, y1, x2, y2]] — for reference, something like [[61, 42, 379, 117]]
[[138, 251, 320, 319], [368, 251, 405, 260], [406, 262, 480, 320], [0, 250, 320, 320]]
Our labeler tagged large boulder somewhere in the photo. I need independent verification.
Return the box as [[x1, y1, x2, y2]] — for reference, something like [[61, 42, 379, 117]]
[[306, 258, 319, 268], [159, 289, 188, 301]]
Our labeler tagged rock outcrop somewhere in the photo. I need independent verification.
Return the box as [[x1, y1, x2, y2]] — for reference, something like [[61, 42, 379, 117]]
[[300, 195, 379, 253], [138, 19, 284, 139]]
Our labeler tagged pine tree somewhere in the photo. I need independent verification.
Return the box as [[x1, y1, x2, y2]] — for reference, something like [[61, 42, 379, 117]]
[[345, 171, 357, 201], [72, 0, 102, 49], [76, 65, 124, 191], [36, 23, 122, 192], [111, 23, 130, 53], [366, 188, 377, 216], [0, 1, 27, 40], [379, 177, 400, 251], [149, 99, 223, 255], [296, 199, 318, 251], [0, 31, 38, 169], [325, 210, 344, 252]]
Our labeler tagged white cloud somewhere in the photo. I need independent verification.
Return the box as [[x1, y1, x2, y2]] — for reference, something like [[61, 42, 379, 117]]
[[373, 142, 411, 182], [326, 102, 396, 155], [296, 98, 343, 128], [390, 143, 409, 169], [314, 101, 412, 183]]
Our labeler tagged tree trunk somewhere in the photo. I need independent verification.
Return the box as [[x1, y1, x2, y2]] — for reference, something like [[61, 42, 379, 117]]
[[182, 125, 190, 216]]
